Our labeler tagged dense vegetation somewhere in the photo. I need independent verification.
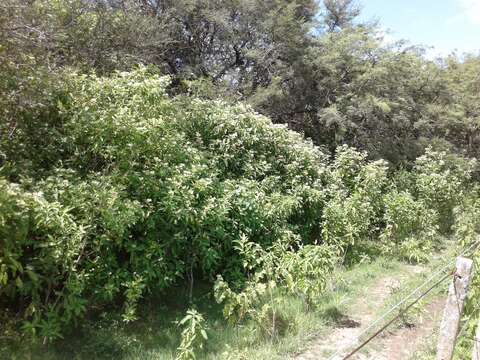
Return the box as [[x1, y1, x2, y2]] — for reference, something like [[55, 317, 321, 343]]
[[1, 0, 480, 358], [2, 0, 480, 163], [0, 68, 477, 349]]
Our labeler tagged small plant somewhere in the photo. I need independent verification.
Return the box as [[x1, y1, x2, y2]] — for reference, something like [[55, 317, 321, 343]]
[[213, 275, 268, 325], [214, 235, 337, 331], [176, 309, 208, 360], [397, 238, 432, 264], [256, 303, 291, 339], [122, 276, 146, 322], [280, 244, 337, 308]]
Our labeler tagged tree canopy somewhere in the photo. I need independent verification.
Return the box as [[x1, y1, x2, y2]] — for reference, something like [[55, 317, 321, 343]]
[[2, 0, 479, 166], [0, 0, 313, 150]]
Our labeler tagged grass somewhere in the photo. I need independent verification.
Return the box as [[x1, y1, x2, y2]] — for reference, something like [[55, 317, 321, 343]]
[[412, 321, 479, 360], [1, 242, 458, 360]]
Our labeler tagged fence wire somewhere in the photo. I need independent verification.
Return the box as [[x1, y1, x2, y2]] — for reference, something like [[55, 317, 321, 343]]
[[326, 240, 480, 360]]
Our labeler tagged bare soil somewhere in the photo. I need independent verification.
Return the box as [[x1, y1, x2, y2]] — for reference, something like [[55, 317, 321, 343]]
[[364, 297, 444, 360]]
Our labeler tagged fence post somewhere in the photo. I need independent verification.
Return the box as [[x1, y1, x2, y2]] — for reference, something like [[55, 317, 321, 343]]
[[436, 256, 473, 360], [472, 317, 480, 360]]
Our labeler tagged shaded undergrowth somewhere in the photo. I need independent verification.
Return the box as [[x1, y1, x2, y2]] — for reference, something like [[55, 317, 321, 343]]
[[2, 251, 451, 360]]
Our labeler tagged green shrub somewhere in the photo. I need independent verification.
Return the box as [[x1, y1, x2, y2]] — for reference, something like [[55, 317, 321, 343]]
[[2, 67, 474, 342], [213, 236, 337, 324], [380, 190, 437, 263], [414, 148, 476, 233], [322, 146, 388, 256], [176, 309, 208, 360], [453, 191, 480, 246], [280, 244, 337, 307], [0, 68, 331, 339], [0, 179, 88, 341], [452, 193, 480, 357]]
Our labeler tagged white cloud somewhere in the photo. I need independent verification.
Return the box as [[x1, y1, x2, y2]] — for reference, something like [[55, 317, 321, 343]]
[[458, 0, 480, 24]]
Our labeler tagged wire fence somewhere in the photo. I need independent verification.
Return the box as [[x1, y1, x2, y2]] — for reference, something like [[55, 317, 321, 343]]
[[325, 240, 480, 360]]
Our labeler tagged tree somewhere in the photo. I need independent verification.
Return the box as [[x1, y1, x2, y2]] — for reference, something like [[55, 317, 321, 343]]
[[321, 0, 361, 32], [430, 55, 480, 158], [2, 0, 480, 166]]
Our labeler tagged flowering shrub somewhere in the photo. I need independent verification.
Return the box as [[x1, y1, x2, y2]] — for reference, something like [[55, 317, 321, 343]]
[[379, 190, 438, 263], [322, 146, 388, 254], [0, 69, 331, 339], [414, 148, 477, 233]]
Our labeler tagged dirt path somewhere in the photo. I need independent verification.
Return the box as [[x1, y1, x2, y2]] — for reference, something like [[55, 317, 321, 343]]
[[294, 265, 444, 360], [364, 297, 444, 360]]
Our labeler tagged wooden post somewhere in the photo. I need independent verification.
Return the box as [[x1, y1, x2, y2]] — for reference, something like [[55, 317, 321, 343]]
[[472, 317, 480, 360], [436, 257, 473, 360]]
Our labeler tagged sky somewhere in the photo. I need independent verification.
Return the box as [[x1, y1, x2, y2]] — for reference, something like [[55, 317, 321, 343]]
[[358, 0, 480, 57]]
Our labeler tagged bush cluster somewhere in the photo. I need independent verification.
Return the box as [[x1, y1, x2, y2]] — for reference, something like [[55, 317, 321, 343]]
[[0, 69, 475, 342], [0, 69, 330, 340]]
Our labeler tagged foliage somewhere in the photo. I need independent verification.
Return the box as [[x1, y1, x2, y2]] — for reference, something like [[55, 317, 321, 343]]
[[452, 192, 480, 356], [0, 179, 89, 342], [414, 147, 477, 233], [214, 235, 336, 331], [380, 190, 437, 263], [1, 0, 480, 357], [1, 66, 477, 345], [3, 0, 480, 165], [0, 69, 331, 339], [1, 256, 413, 360], [280, 244, 337, 307], [322, 146, 388, 256], [214, 276, 270, 326], [176, 309, 208, 360], [453, 192, 480, 246], [430, 55, 480, 159]]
